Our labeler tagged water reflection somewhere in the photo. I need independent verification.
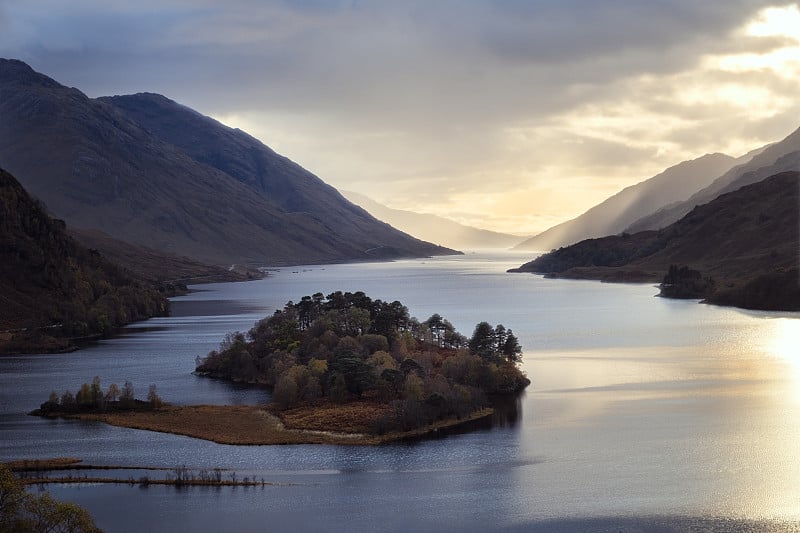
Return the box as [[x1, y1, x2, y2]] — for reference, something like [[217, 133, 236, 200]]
[[3, 254, 800, 531], [491, 395, 523, 428], [767, 317, 800, 363]]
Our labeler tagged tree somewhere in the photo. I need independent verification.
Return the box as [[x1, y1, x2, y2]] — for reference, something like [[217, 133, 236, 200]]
[[328, 373, 349, 403], [147, 384, 163, 408], [0, 464, 26, 532], [90, 376, 104, 409], [501, 330, 522, 363], [424, 314, 446, 346], [60, 390, 75, 408], [76, 383, 93, 407], [333, 356, 376, 397], [272, 374, 299, 408], [105, 383, 120, 402], [1, 465, 101, 533], [120, 381, 135, 407], [22, 492, 102, 533], [468, 322, 496, 361]]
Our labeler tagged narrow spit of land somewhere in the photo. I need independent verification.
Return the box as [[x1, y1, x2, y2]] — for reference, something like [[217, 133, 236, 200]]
[[36, 403, 495, 445], [5, 458, 283, 487]]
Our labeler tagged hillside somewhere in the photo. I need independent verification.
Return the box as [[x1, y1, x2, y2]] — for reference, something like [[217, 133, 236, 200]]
[[69, 228, 263, 290], [513, 153, 738, 251], [341, 190, 526, 250], [510, 172, 800, 311], [627, 127, 800, 232], [0, 59, 456, 266], [0, 167, 169, 353]]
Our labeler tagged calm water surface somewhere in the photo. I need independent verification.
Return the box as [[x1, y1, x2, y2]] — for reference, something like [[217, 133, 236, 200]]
[[2, 252, 799, 532]]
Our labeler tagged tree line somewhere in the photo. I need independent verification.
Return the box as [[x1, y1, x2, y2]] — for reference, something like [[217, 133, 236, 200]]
[[35, 377, 164, 415], [0, 464, 101, 532]]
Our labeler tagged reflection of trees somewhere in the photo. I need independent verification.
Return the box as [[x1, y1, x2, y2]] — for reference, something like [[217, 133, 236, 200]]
[[490, 395, 523, 428]]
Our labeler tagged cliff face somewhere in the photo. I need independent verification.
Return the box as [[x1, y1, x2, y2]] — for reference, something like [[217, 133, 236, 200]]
[[0, 167, 169, 353], [511, 172, 800, 311], [0, 59, 456, 266]]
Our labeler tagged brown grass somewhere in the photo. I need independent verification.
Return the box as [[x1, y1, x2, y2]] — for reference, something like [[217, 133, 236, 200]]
[[44, 404, 494, 446], [278, 401, 392, 434], [5, 457, 83, 471]]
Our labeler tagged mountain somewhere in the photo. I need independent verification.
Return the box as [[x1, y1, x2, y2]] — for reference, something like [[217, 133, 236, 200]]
[[0, 167, 169, 353], [626, 127, 800, 232], [0, 59, 456, 266], [340, 190, 526, 250], [68, 228, 263, 290], [513, 153, 738, 251], [510, 171, 800, 311]]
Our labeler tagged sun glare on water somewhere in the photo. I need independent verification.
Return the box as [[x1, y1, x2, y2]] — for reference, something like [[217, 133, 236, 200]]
[[765, 318, 800, 392]]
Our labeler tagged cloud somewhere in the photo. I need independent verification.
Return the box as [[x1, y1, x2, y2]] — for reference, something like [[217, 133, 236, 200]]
[[0, 0, 796, 234]]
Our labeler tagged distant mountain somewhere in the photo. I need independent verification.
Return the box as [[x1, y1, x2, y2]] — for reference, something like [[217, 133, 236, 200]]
[[0, 58, 456, 266], [513, 153, 738, 251], [0, 167, 168, 353], [340, 190, 526, 250], [626, 127, 800, 232], [510, 171, 800, 311]]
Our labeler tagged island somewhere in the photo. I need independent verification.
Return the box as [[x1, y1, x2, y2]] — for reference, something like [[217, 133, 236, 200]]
[[32, 292, 530, 445], [194, 291, 530, 442]]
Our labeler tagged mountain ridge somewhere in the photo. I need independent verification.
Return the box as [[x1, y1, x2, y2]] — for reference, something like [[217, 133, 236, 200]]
[[513, 152, 738, 251], [626, 127, 800, 232], [341, 190, 526, 250], [510, 171, 800, 311], [0, 58, 456, 266]]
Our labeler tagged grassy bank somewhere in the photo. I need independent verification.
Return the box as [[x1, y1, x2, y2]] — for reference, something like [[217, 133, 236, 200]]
[[36, 403, 495, 445]]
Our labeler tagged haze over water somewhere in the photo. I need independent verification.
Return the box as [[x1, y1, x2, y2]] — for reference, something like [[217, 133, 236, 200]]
[[2, 253, 798, 531]]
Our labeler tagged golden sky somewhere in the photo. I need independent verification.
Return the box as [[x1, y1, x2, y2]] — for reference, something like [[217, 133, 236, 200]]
[[3, 1, 798, 235]]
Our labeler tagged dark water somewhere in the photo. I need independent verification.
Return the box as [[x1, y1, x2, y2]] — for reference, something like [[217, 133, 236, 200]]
[[3, 253, 800, 532]]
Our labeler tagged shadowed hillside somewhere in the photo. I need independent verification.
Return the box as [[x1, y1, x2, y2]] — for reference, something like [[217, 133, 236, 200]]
[[0, 59, 456, 266], [510, 172, 800, 311], [69, 228, 263, 290], [513, 153, 738, 251], [0, 168, 169, 353], [627, 127, 800, 233]]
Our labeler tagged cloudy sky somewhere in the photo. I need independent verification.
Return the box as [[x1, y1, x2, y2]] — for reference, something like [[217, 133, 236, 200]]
[[1, 1, 799, 235]]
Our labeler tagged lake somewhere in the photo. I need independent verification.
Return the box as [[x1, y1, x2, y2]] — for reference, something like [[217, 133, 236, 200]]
[[2, 252, 799, 532]]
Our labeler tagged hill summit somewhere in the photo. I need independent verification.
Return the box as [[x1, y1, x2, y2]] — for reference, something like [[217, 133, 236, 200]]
[[0, 58, 456, 266]]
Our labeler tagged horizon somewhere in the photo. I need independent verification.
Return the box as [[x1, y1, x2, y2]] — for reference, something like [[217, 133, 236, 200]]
[[1, 1, 798, 234]]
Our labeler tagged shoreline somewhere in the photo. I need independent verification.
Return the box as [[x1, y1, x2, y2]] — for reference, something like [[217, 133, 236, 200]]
[[34, 404, 496, 446]]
